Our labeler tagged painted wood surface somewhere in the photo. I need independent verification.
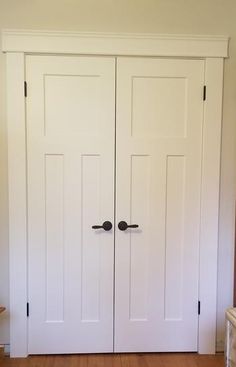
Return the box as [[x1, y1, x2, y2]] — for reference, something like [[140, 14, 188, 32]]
[[26, 55, 115, 354], [6, 34, 225, 356], [115, 57, 205, 352]]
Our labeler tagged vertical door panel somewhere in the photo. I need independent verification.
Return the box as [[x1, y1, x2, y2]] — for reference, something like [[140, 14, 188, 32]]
[[115, 57, 204, 352], [45, 154, 64, 322], [165, 156, 185, 321], [81, 155, 101, 322], [27, 56, 115, 354], [129, 155, 150, 321]]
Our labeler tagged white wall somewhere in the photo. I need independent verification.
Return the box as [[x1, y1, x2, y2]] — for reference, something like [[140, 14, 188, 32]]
[[0, 0, 235, 350]]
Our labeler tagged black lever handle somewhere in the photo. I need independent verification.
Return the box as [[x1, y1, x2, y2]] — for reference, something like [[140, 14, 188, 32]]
[[118, 221, 139, 231], [92, 221, 112, 231]]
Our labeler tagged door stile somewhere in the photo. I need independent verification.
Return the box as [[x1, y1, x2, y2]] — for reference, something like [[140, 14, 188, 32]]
[[112, 57, 118, 353]]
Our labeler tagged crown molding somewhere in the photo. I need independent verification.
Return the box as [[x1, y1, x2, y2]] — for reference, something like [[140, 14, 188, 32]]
[[1, 29, 229, 57]]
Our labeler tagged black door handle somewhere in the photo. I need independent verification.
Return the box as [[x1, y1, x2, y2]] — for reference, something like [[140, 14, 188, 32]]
[[92, 221, 112, 231], [118, 221, 139, 231]]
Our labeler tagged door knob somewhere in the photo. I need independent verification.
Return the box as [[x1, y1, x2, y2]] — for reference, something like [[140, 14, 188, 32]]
[[92, 221, 112, 231], [118, 221, 139, 231]]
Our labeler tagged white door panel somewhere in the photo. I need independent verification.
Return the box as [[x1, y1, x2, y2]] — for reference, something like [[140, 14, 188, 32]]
[[27, 55, 204, 354], [26, 55, 115, 354], [115, 58, 204, 352]]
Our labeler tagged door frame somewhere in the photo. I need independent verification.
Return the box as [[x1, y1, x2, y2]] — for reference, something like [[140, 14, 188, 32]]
[[2, 29, 229, 357]]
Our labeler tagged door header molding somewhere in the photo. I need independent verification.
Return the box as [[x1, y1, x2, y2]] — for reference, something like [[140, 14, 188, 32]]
[[2, 29, 229, 57]]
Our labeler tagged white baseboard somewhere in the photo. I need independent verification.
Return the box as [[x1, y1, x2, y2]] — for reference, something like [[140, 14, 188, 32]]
[[216, 339, 225, 352], [3, 344, 10, 355]]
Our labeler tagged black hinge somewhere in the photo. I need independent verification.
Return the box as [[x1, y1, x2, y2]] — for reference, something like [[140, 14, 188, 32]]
[[203, 85, 206, 101], [24, 81, 27, 97], [26, 302, 29, 317], [198, 301, 201, 315]]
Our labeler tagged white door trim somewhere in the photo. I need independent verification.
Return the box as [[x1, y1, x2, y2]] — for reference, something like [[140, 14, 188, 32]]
[[6, 52, 28, 358], [2, 29, 229, 57], [3, 30, 228, 357], [198, 58, 224, 353]]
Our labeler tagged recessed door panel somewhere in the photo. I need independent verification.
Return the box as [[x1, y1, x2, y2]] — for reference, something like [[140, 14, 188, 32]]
[[44, 75, 102, 136], [45, 154, 64, 322], [165, 155, 185, 321], [27, 55, 115, 354], [129, 155, 150, 321], [115, 57, 204, 352], [131, 77, 187, 138]]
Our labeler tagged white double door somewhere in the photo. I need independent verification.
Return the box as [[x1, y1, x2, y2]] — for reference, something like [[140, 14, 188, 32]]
[[26, 55, 204, 354]]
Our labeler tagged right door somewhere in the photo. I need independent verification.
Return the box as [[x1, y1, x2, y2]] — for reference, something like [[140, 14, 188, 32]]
[[115, 57, 205, 352]]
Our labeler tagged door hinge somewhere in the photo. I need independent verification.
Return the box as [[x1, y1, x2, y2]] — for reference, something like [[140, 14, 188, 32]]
[[198, 301, 201, 315], [203, 85, 206, 101], [26, 302, 29, 317], [24, 81, 27, 97]]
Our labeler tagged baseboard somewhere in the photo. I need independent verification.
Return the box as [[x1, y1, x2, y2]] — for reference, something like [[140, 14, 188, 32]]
[[216, 339, 224, 352], [2, 344, 10, 356]]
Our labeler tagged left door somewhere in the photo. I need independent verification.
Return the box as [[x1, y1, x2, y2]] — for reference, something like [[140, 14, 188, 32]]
[[26, 55, 115, 354]]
